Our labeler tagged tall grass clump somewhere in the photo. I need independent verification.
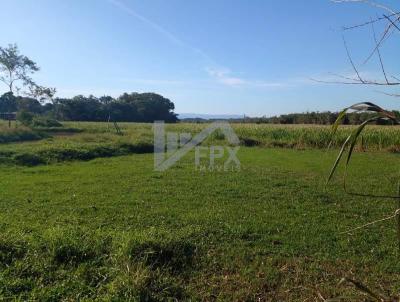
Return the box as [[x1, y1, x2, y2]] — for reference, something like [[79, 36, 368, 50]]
[[232, 123, 400, 151], [0, 124, 47, 143], [4, 121, 400, 167]]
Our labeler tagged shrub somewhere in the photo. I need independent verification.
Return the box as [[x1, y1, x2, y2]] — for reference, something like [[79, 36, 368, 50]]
[[16, 111, 34, 126], [31, 117, 62, 128], [240, 137, 261, 147], [0, 128, 46, 143], [13, 153, 45, 166], [16, 112, 63, 129]]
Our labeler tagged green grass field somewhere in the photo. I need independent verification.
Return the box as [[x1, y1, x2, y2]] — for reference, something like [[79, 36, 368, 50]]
[[2, 121, 400, 168], [1, 122, 400, 300]]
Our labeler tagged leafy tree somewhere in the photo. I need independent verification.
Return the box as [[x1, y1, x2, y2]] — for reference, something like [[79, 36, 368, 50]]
[[0, 44, 55, 99], [54, 95, 102, 121], [16, 96, 42, 114], [118, 92, 177, 122], [0, 92, 17, 113], [51, 92, 178, 122], [16, 110, 34, 126], [107, 101, 138, 122], [99, 95, 114, 105]]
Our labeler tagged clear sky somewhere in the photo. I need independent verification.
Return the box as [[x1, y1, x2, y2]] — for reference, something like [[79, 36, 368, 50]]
[[0, 0, 398, 116]]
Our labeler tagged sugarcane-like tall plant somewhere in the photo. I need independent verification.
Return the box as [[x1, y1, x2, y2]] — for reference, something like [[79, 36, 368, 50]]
[[326, 0, 400, 240], [326, 2, 400, 299], [327, 102, 400, 235]]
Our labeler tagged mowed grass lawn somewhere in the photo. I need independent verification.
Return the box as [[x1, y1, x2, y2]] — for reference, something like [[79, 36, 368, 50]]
[[1, 145, 400, 300]]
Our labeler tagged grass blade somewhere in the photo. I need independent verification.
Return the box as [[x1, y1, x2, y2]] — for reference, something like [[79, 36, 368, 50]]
[[329, 108, 349, 149], [342, 117, 381, 192], [349, 102, 382, 112], [349, 102, 396, 119], [345, 117, 379, 166], [326, 133, 352, 184]]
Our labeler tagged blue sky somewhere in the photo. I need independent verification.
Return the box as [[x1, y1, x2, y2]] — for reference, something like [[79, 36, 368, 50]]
[[0, 0, 398, 116]]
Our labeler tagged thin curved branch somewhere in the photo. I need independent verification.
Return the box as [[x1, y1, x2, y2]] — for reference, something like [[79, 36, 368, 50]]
[[375, 91, 400, 98], [371, 19, 389, 84], [362, 20, 396, 65], [384, 14, 400, 32], [343, 11, 400, 30], [310, 78, 400, 86], [343, 36, 364, 83]]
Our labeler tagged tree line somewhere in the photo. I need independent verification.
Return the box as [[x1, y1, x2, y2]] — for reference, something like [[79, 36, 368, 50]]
[[0, 44, 177, 123], [235, 111, 400, 125], [1, 44, 397, 126], [0, 91, 178, 123]]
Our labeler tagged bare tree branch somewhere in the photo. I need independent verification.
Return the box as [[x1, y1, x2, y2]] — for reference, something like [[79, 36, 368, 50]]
[[392, 75, 400, 82], [310, 77, 400, 86], [371, 19, 389, 84], [384, 14, 400, 32], [362, 21, 395, 65], [328, 72, 363, 82], [343, 11, 400, 30], [317, 1, 399, 91], [375, 90, 400, 98], [333, 1, 399, 66], [342, 35, 364, 83]]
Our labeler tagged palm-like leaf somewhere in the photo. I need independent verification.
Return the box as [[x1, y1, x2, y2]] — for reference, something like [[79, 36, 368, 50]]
[[329, 108, 349, 148], [327, 133, 352, 183], [327, 102, 397, 185], [345, 117, 380, 166]]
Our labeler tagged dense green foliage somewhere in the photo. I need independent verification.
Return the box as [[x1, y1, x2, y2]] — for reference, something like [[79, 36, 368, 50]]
[[0, 92, 178, 123], [0, 125, 47, 144], [0, 92, 18, 113]]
